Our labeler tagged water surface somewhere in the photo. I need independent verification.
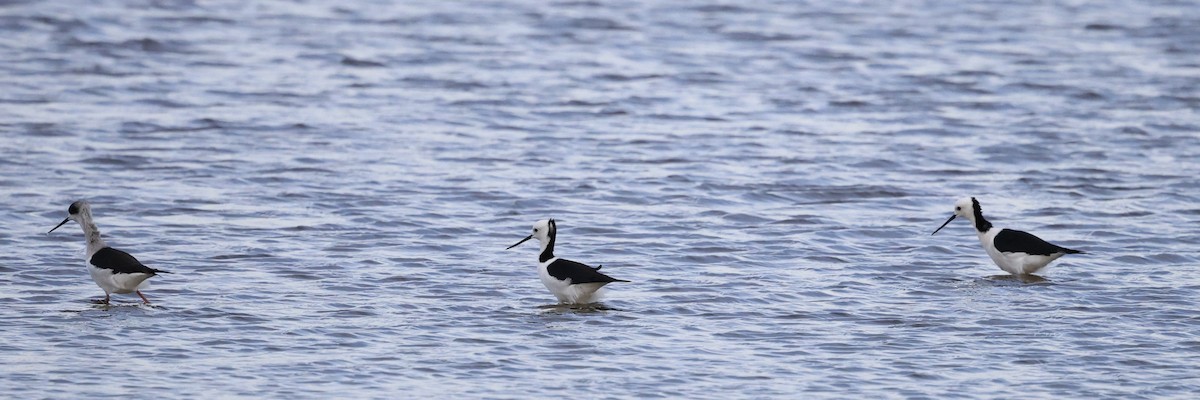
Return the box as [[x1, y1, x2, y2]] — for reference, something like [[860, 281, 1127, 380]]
[[1, 0, 1199, 398]]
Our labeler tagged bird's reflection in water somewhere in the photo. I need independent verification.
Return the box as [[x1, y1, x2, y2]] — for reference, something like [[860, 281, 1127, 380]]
[[984, 274, 1050, 285], [537, 303, 622, 314]]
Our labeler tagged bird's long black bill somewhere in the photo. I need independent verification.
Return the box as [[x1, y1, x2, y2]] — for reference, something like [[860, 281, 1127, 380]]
[[931, 214, 956, 235], [506, 234, 533, 250], [48, 218, 70, 234]]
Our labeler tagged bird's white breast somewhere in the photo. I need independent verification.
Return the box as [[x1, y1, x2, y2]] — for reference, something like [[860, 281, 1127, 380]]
[[978, 228, 1020, 274], [537, 257, 568, 298]]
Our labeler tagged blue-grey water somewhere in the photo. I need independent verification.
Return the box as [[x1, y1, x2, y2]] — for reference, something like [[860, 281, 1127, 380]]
[[2, 0, 1199, 398]]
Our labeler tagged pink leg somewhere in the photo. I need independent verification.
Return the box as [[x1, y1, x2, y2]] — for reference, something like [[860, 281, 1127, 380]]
[[137, 290, 151, 304], [94, 293, 110, 304]]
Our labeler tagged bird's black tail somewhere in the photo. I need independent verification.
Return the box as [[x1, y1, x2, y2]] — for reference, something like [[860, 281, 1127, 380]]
[[153, 268, 172, 274], [1062, 248, 1084, 254]]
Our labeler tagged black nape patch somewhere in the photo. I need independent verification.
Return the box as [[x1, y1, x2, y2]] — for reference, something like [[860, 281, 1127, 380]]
[[539, 219, 557, 263], [971, 197, 993, 232], [68, 201, 81, 214]]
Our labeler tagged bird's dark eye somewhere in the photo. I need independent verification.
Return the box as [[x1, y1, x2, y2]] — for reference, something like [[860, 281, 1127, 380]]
[[955, 207, 961, 211], [534, 229, 538, 232]]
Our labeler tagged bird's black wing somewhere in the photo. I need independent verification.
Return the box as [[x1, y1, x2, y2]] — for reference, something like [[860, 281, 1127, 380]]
[[994, 229, 1080, 255], [547, 258, 629, 284], [91, 247, 165, 275]]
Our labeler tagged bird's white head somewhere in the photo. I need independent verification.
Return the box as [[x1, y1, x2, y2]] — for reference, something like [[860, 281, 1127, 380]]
[[506, 219, 556, 250], [932, 197, 981, 235], [953, 197, 976, 219], [49, 200, 93, 233]]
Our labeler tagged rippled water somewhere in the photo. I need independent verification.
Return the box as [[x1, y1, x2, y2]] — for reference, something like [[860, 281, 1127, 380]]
[[2, 0, 1199, 397]]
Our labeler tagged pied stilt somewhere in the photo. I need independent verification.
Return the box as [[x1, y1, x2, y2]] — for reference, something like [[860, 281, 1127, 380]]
[[49, 200, 169, 304], [932, 197, 1083, 276], [506, 219, 629, 304]]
